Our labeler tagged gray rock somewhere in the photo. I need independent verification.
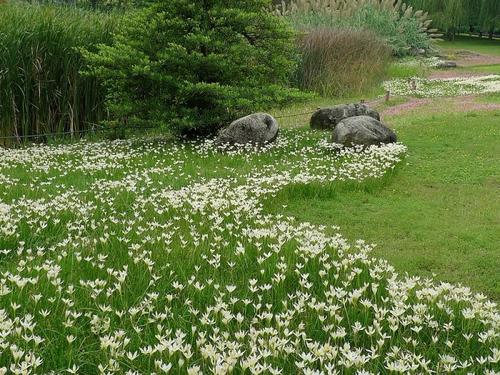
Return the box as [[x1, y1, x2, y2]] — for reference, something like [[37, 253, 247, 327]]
[[436, 61, 457, 69], [310, 104, 380, 130], [215, 113, 279, 146], [333, 116, 397, 147], [413, 48, 427, 56]]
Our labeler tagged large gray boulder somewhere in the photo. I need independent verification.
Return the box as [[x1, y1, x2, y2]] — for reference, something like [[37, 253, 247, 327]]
[[215, 113, 279, 146], [311, 103, 380, 130], [333, 116, 397, 147], [411, 47, 427, 56]]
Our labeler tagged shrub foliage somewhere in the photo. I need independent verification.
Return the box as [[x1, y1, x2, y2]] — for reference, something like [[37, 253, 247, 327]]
[[83, 0, 304, 135]]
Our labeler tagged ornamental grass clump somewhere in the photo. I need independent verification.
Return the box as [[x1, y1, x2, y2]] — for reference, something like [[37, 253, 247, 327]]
[[297, 28, 391, 97], [83, 0, 306, 136], [275, 0, 438, 56]]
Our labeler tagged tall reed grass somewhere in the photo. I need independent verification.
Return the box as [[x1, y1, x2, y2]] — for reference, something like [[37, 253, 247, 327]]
[[297, 28, 391, 97], [0, 3, 118, 143]]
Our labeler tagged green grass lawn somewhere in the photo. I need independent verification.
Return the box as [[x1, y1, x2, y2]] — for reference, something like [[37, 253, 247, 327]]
[[386, 60, 431, 79], [272, 34, 500, 299], [437, 35, 500, 56], [266, 109, 500, 300], [463, 64, 500, 74]]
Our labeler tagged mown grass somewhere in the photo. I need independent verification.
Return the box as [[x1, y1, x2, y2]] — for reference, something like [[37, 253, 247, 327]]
[[436, 35, 500, 56], [265, 109, 500, 300], [462, 64, 500, 74], [386, 60, 431, 79]]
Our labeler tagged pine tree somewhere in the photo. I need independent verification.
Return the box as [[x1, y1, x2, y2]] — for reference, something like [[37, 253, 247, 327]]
[[83, 0, 303, 135]]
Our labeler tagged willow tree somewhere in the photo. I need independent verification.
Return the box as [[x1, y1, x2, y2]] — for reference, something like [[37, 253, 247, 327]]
[[406, 0, 467, 38], [407, 0, 499, 38], [479, 0, 500, 38]]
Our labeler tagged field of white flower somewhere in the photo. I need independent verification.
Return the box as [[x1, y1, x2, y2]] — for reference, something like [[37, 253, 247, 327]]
[[392, 57, 443, 69], [0, 130, 498, 374], [383, 74, 500, 98]]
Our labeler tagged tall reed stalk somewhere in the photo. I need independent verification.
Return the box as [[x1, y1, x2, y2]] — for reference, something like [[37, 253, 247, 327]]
[[0, 2, 117, 144]]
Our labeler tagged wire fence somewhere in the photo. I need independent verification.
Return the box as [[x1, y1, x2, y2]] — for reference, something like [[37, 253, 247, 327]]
[[0, 96, 388, 144], [274, 110, 317, 119], [0, 108, 324, 143], [0, 123, 158, 142]]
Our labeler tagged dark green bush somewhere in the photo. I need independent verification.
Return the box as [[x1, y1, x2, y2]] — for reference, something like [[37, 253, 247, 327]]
[[83, 0, 306, 135]]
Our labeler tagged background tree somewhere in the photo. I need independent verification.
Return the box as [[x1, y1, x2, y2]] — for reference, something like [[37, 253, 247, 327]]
[[478, 0, 500, 38], [407, 0, 466, 39], [407, 0, 499, 38]]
